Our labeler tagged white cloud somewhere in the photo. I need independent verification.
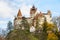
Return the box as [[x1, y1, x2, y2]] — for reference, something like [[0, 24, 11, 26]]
[[52, 12, 60, 17], [0, 0, 32, 29], [0, 0, 39, 30], [14, 0, 35, 2], [0, 1, 15, 29], [20, 4, 31, 17], [0, 21, 7, 24], [0, 1, 14, 19], [15, 0, 24, 2], [0, 20, 7, 29]]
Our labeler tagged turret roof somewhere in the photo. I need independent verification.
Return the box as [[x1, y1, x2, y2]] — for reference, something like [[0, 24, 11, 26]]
[[17, 9, 22, 17]]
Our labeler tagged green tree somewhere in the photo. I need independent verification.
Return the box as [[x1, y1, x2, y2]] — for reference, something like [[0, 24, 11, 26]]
[[42, 17, 48, 32], [7, 21, 13, 31], [34, 30, 47, 40], [6, 29, 38, 40], [36, 19, 39, 28], [21, 17, 30, 31], [41, 17, 49, 40]]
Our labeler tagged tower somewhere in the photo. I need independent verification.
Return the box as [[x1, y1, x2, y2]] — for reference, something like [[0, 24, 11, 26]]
[[14, 9, 22, 29], [30, 5, 37, 18], [47, 10, 51, 17]]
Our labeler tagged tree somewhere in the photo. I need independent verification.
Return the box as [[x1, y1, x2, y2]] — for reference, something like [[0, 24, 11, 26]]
[[52, 17, 57, 26], [21, 17, 30, 30], [6, 29, 38, 40], [33, 17, 48, 40], [2, 29, 6, 37], [47, 23, 58, 33], [42, 17, 48, 32], [7, 21, 13, 31], [47, 32, 58, 40], [36, 19, 39, 28], [34, 30, 47, 40], [57, 32, 60, 40]]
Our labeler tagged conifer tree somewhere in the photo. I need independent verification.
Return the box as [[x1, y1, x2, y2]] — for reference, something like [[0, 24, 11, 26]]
[[7, 21, 13, 31]]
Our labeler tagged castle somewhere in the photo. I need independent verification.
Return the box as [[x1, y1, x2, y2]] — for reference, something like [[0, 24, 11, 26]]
[[14, 5, 52, 31]]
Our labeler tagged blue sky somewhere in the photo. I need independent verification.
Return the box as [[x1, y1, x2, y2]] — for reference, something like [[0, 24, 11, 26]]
[[0, 0, 60, 29]]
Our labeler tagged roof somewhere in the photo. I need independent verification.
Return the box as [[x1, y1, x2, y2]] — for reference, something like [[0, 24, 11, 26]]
[[17, 9, 22, 17]]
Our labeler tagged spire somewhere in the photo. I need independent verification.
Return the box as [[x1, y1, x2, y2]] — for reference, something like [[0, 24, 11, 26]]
[[32, 5, 36, 10], [17, 9, 22, 17], [39, 12, 43, 17], [30, 5, 37, 14], [47, 10, 51, 15], [32, 5, 35, 9]]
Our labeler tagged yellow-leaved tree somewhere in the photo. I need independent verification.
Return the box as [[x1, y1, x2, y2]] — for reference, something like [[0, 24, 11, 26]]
[[47, 32, 58, 40], [47, 23, 58, 40]]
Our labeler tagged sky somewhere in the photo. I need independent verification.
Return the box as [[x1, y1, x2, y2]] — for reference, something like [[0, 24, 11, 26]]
[[0, 0, 60, 29]]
